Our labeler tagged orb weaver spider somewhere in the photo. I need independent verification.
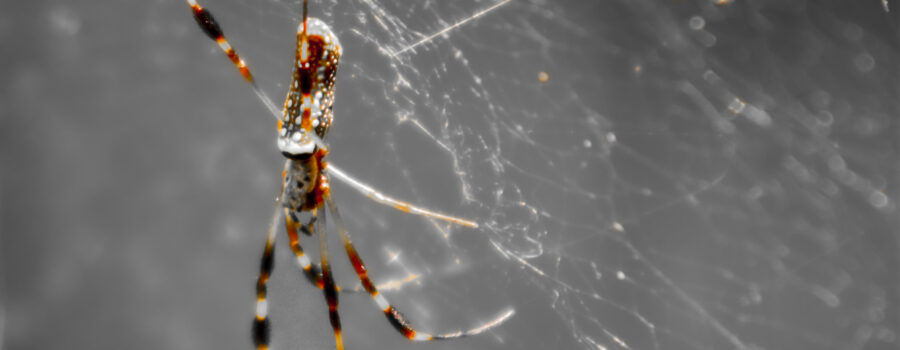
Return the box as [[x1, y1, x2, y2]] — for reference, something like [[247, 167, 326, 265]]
[[184, 1, 514, 349]]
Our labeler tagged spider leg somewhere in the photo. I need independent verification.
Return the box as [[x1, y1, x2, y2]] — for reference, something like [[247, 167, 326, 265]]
[[327, 165, 479, 229], [293, 212, 316, 237], [324, 194, 514, 341], [252, 194, 284, 350], [184, 0, 281, 119], [284, 209, 363, 294], [314, 209, 345, 350], [284, 209, 325, 288]]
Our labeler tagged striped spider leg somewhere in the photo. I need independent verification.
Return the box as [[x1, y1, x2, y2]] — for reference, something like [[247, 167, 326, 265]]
[[185, 1, 514, 350]]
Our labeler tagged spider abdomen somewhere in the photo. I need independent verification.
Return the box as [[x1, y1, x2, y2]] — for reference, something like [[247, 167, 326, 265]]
[[277, 18, 342, 158]]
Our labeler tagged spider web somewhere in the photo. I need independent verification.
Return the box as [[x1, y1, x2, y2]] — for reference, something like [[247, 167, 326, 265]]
[[190, 0, 898, 349], [2, 0, 897, 350]]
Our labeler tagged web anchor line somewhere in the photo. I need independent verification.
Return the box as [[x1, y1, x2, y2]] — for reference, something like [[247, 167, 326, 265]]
[[389, 0, 511, 57]]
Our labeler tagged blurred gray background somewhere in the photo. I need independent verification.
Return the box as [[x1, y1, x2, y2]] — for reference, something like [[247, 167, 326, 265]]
[[2, 0, 898, 349]]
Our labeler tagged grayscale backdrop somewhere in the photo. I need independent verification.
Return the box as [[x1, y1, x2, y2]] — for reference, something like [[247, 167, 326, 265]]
[[2, 0, 898, 349]]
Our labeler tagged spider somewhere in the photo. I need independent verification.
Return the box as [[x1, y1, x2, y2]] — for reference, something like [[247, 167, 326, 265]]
[[184, 1, 514, 349]]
